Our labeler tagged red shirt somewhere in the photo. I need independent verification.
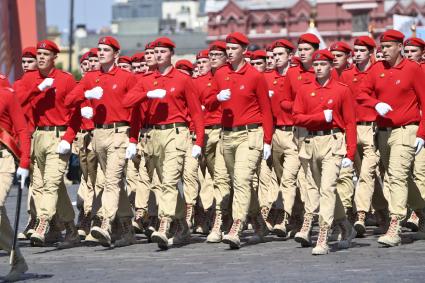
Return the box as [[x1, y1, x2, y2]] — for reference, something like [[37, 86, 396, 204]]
[[280, 64, 315, 113], [263, 69, 291, 126], [210, 63, 273, 144], [0, 74, 10, 88], [293, 78, 357, 160], [66, 66, 137, 125], [0, 87, 31, 168], [16, 68, 79, 143], [124, 67, 205, 147], [193, 72, 221, 127], [340, 63, 377, 122], [13, 78, 35, 133], [357, 59, 425, 138]]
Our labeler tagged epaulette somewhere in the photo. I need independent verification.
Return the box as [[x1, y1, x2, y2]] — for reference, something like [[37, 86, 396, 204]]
[[337, 81, 349, 87]]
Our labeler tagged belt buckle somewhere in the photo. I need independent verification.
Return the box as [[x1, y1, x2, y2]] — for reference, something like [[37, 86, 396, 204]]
[[317, 131, 324, 136]]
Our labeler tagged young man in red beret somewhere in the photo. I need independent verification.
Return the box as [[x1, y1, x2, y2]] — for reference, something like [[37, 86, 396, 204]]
[[330, 41, 352, 78], [16, 39, 80, 248], [264, 39, 300, 237], [117, 56, 132, 72], [281, 33, 320, 242], [357, 29, 425, 246], [250, 50, 267, 72], [123, 37, 205, 250], [175, 59, 194, 76], [131, 52, 148, 74], [208, 41, 227, 74], [80, 51, 91, 75], [402, 37, 425, 232], [0, 87, 31, 281], [208, 32, 273, 249], [266, 45, 276, 71], [21, 47, 38, 73], [65, 36, 138, 247], [88, 48, 100, 71], [338, 36, 388, 236], [293, 49, 357, 255]]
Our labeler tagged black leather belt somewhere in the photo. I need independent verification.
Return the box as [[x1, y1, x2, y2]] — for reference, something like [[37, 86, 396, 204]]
[[205, 125, 221, 130], [223, 123, 260, 132], [308, 128, 342, 136], [151, 122, 187, 130], [378, 122, 419, 131], [357, 121, 374, 126], [95, 122, 129, 129], [276, 125, 295, 132], [36, 126, 67, 131], [79, 129, 92, 134]]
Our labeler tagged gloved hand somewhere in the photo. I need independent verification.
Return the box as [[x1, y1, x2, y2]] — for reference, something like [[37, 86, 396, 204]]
[[84, 86, 103, 100], [147, 89, 166, 99], [16, 167, 29, 185], [57, 140, 71, 155], [201, 105, 205, 111], [323, 109, 333, 123], [217, 89, 231, 101], [80, 106, 93, 119], [414, 137, 424, 155], [191, 145, 202, 158], [38, 78, 54, 91], [341, 158, 353, 168], [375, 102, 392, 117], [263, 143, 272, 160], [268, 90, 274, 98], [126, 143, 137, 160]]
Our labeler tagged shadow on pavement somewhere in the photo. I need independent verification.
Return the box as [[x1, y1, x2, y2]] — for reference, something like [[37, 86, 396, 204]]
[[0, 273, 54, 282]]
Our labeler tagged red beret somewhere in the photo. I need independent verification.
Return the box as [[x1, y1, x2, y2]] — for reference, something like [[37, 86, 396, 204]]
[[118, 56, 131, 64], [312, 49, 334, 62], [266, 45, 273, 52], [376, 46, 382, 53], [354, 36, 376, 49], [37, 40, 60, 53], [209, 41, 226, 52], [88, 47, 98, 57], [250, 50, 267, 60], [22, 47, 37, 58], [272, 39, 295, 51], [226, 32, 249, 45], [380, 29, 404, 43], [244, 50, 252, 58], [298, 33, 320, 45], [291, 56, 302, 66], [175, 59, 193, 71], [154, 37, 176, 49], [98, 36, 120, 50], [131, 52, 145, 62], [404, 37, 425, 48], [80, 51, 90, 64], [330, 41, 352, 54], [196, 49, 209, 60], [145, 41, 156, 50]]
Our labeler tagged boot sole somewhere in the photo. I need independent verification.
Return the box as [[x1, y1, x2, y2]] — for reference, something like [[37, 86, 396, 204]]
[[354, 223, 366, 237], [30, 237, 45, 247], [151, 234, 169, 250], [405, 222, 419, 232], [222, 238, 240, 249], [377, 240, 401, 247], [273, 228, 287, 238], [294, 236, 311, 247], [90, 230, 111, 247]]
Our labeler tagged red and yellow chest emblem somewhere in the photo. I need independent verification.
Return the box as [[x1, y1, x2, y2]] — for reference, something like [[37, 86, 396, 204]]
[[153, 81, 158, 86], [310, 92, 316, 97]]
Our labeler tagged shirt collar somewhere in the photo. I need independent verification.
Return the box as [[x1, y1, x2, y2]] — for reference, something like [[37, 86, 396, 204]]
[[383, 58, 406, 70], [227, 61, 249, 75], [100, 65, 119, 76], [154, 66, 176, 78], [38, 67, 57, 79], [313, 76, 334, 89]]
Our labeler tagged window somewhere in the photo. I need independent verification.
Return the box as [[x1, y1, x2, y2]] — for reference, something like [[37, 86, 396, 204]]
[[352, 12, 369, 32]]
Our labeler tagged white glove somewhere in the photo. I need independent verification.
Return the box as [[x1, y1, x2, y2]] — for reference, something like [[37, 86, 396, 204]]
[[16, 167, 29, 185], [217, 89, 231, 101], [414, 137, 424, 155], [38, 78, 54, 91], [375, 102, 393, 117], [323, 109, 333, 123], [201, 105, 205, 111], [341, 158, 353, 168], [126, 143, 137, 160], [80, 106, 93, 119], [191, 145, 202, 158], [268, 90, 274, 98], [147, 89, 166, 99], [57, 140, 71, 155], [84, 86, 103, 100], [263, 143, 272, 160]]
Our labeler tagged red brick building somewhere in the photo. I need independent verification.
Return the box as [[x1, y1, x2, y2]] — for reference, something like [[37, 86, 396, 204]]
[[206, 0, 425, 48]]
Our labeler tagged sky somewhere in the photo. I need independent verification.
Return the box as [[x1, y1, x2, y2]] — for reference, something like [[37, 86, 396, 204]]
[[46, 0, 115, 32]]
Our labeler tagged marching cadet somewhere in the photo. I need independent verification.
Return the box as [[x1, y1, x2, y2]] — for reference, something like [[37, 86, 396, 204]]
[[131, 52, 148, 74], [209, 32, 273, 249], [357, 30, 425, 247], [65, 36, 138, 247], [330, 41, 352, 78], [264, 39, 297, 237], [0, 86, 31, 281], [266, 45, 276, 71], [123, 37, 205, 250], [206, 40, 233, 243], [280, 33, 319, 241], [375, 46, 384, 61], [402, 37, 425, 232], [250, 50, 267, 72], [117, 56, 132, 72], [0, 73, 11, 88], [293, 49, 357, 255], [340, 36, 387, 237], [17, 40, 81, 248], [80, 51, 91, 75], [88, 48, 100, 71], [175, 59, 194, 76], [21, 47, 38, 73]]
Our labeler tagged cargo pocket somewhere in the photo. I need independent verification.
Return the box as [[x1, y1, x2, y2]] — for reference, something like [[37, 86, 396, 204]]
[[114, 127, 130, 148], [298, 138, 312, 160], [247, 129, 263, 150], [174, 127, 189, 152], [401, 125, 417, 149], [331, 133, 347, 157]]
